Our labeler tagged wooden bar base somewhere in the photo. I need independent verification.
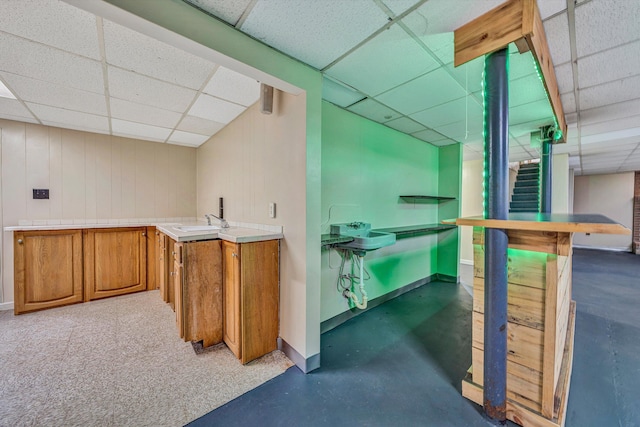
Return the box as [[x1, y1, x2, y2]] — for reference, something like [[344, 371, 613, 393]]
[[462, 301, 576, 427]]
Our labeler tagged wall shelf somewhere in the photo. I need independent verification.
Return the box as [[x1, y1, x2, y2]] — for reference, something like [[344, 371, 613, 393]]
[[399, 195, 456, 202], [374, 223, 457, 239]]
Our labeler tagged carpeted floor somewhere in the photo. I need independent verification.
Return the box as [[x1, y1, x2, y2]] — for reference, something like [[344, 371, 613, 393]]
[[0, 290, 293, 427]]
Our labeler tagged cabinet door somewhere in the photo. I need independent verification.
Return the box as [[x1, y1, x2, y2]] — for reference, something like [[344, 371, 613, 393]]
[[222, 241, 242, 358], [84, 227, 147, 301], [240, 240, 279, 364], [167, 237, 177, 310], [146, 226, 156, 291], [14, 230, 83, 314], [174, 243, 185, 338], [156, 231, 167, 301]]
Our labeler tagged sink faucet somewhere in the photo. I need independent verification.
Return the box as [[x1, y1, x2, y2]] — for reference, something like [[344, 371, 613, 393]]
[[205, 213, 229, 228]]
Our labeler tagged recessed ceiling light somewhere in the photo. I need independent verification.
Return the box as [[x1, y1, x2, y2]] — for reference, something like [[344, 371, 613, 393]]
[[0, 79, 17, 99]]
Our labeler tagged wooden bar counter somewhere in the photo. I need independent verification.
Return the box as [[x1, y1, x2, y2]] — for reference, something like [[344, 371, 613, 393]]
[[452, 213, 629, 427]]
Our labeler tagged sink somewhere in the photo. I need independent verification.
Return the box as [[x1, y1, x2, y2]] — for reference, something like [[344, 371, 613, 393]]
[[174, 225, 220, 232], [331, 222, 396, 252]]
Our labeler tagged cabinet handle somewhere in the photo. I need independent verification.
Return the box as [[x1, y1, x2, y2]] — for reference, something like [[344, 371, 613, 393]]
[[156, 231, 159, 235], [17, 239, 23, 244], [232, 252, 238, 257], [170, 272, 175, 276], [142, 232, 146, 236], [172, 251, 176, 255]]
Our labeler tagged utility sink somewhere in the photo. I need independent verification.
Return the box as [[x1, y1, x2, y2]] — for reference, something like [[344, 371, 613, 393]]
[[331, 222, 396, 252], [174, 225, 220, 232]]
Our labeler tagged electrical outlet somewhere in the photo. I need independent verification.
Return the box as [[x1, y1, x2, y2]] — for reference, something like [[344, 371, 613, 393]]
[[33, 189, 49, 199], [269, 202, 276, 218]]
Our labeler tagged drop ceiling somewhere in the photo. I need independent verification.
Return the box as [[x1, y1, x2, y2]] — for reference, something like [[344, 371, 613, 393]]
[[1, 0, 639, 176]]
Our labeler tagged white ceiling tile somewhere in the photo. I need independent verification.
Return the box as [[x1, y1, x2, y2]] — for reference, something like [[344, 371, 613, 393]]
[[0, 32, 104, 93], [509, 50, 538, 81], [581, 100, 640, 127], [411, 96, 482, 129], [379, 0, 420, 17], [240, 0, 389, 69], [577, 40, 640, 90], [542, 12, 571, 65], [581, 140, 639, 154], [560, 92, 576, 114], [0, 0, 100, 59], [188, 93, 246, 123], [434, 119, 482, 142], [575, 0, 640, 57], [509, 99, 555, 125], [184, 0, 254, 26], [202, 67, 260, 106], [538, 0, 566, 20], [322, 77, 366, 108], [581, 127, 640, 146], [109, 98, 182, 128], [0, 113, 39, 124], [0, 77, 15, 99], [444, 56, 484, 95], [0, 97, 35, 119], [347, 98, 401, 123], [1, 72, 107, 116], [376, 67, 467, 115], [168, 130, 211, 146], [111, 118, 171, 142], [554, 62, 574, 95], [416, 32, 454, 64], [103, 20, 215, 90], [28, 104, 109, 132], [108, 67, 197, 112], [579, 74, 640, 111], [325, 25, 439, 96], [402, 0, 503, 34], [463, 146, 483, 161], [510, 74, 548, 107], [412, 128, 447, 143], [177, 115, 226, 135], [581, 115, 640, 138], [384, 117, 426, 134], [430, 139, 459, 147]]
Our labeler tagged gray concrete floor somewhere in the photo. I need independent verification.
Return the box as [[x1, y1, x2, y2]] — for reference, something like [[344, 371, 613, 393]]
[[190, 249, 640, 427]]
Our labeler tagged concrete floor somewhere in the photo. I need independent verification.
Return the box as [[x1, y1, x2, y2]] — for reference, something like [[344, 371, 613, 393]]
[[190, 249, 640, 427]]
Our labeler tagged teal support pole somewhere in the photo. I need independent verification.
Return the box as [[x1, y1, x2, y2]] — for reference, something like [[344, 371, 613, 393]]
[[541, 138, 553, 213]]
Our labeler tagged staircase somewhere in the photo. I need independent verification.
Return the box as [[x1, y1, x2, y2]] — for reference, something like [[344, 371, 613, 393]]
[[510, 162, 540, 213]]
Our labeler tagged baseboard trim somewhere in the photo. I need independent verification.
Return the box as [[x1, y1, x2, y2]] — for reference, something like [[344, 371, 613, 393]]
[[321, 273, 457, 334], [0, 302, 14, 311], [573, 245, 631, 253], [277, 337, 320, 373]]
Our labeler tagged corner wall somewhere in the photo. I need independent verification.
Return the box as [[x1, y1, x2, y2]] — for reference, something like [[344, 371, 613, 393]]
[[320, 102, 443, 322]]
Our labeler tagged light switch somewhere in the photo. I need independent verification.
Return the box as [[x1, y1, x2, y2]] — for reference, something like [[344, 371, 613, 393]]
[[269, 202, 276, 218]]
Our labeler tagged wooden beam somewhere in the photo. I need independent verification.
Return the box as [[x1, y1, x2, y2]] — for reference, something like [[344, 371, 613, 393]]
[[454, 0, 568, 143]]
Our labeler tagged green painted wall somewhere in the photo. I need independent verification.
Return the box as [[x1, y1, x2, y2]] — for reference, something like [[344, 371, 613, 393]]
[[437, 143, 463, 279], [321, 102, 446, 321]]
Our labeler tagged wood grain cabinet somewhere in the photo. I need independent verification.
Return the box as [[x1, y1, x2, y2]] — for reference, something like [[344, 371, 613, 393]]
[[156, 231, 177, 310], [174, 240, 223, 347], [14, 230, 83, 314], [83, 227, 147, 301], [222, 239, 279, 364]]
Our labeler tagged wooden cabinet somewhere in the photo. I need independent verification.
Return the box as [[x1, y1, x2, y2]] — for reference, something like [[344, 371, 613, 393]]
[[14, 230, 84, 314], [83, 227, 147, 301], [157, 231, 177, 310], [174, 240, 223, 347], [222, 239, 279, 364], [146, 226, 157, 291]]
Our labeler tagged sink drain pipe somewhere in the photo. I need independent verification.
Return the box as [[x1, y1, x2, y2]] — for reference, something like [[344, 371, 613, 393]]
[[344, 254, 367, 309]]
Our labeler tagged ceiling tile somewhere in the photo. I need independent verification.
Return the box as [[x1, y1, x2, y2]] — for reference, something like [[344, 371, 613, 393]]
[[184, 0, 254, 26], [1, 72, 107, 116], [554, 62, 574, 94], [577, 39, 640, 90], [509, 99, 555, 125], [444, 56, 484, 95], [509, 118, 557, 138], [376, 67, 467, 115], [109, 98, 182, 128], [0, 97, 35, 120], [347, 98, 401, 123], [188, 93, 247, 123], [177, 115, 226, 135], [0, 113, 39, 124], [581, 127, 640, 147], [325, 25, 439, 96], [0, 0, 100, 59], [538, 0, 566, 20], [202, 67, 260, 107], [401, 10, 455, 64], [410, 96, 482, 129], [108, 66, 197, 113], [103, 20, 215, 90], [29, 103, 109, 133], [463, 146, 483, 161], [575, 0, 640, 57], [581, 115, 640, 138], [402, 0, 503, 35], [240, 0, 389, 69], [0, 32, 104, 94], [322, 77, 366, 108], [542, 12, 571, 65], [560, 92, 576, 114], [579, 74, 640, 111], [111, 118, 171, 142], [509, 50, 538, 81], [510, 74, 548, 107], [412, 128, 447, 143], [581, 140, 639, 154], [168, 130, 211, 147], [433, 119, 482, 142], [384, 117, 426, 134], [430, 139, 458, 147], [379, 0, 419, 17], [581, 99, 640, 127]]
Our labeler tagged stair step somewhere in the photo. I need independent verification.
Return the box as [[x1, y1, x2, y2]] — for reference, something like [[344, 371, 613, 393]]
[[510, 201, 539, 209], [512, 194, 538, 202], [515, 180, 539, 188], [517, 172, 539, 180], [514, 186, 539, 194], [519, 163, 540, 170], [510, 207, 539, 213]]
